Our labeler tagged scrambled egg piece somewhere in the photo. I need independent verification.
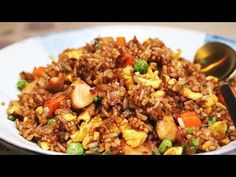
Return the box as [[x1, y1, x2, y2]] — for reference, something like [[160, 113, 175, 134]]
[[40, 142, 49, 150], [35, 106, 45, 123], [156, 115, 177, 141], [183, 87, 202, 100], [205, 75, 219, 82], [66, 74, 73, 82], [140, 49, 152, 59], [93, 131, 100, 141], [175, 61, 183, 69], [201, 140, 215, 152], [77, 103, 95, 123], [205, 94, 218, 113], [63, 48, 84, 60], [109, 124, 121, 134], [178, 78, 186, 85], [122, 129, 147, 148], [22, 80, 37, 94], [151, 90, 165, 97], [23, 117, 28, 123], [7, 101, 21, 115], [221, 137, 230, 145], [163, 74, 170, 82], [163, 146, 183, 155], [134, 67, 162, 89], [205, 94, 218, 108], [121, 65, 134, 89], [209, 121, 227, 137], [36, 106, 43, 115], [146, 67, 157, 79], [204, 88, 226, 113], [82, 134, 91, 149], [63, 113, 77, 121], [143, 38, 151, 46], [122, 144, 152, 155], [71, 116, 102, 142], [171, 49, 182, 60], [120, 119, 130, 132], [215, 102, 226, 109], [168, 78, 176, 85]]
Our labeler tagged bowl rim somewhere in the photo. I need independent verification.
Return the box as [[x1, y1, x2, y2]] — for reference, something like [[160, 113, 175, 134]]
[[0, 137, 38, 155], [0, 24, 236, 155]]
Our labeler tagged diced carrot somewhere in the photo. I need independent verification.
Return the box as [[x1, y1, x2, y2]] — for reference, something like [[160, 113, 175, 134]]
[[33, 67, 46, 78], [179, 112, 202, 128], [44, 92, 65, 117], [116, 37, 126, 46], [119, 53, 135, 67]]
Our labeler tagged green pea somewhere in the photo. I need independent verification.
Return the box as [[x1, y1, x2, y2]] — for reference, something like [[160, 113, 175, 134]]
[[123, 110, 130, 114], [190, 146, 197, 153], [91, 150, 101, 155], [181, 145, 186, 154], [7, 115, 16, 121], [47, 118, 56, 125], [66, 142, 84, 155], [192, 139, 199, 147], [17, 80, 28, 90], [199, 59, 207, 65], [93, 96, 103, 104], [134, 59, 148, 74], [159, 139, 172, 153], [208, 117, 216, 125], [186, 128, 194, 134], [95, 39, 99, 50]]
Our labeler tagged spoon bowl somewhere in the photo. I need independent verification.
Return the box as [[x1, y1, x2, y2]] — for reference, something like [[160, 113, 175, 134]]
[[194, 42, 236, 80]]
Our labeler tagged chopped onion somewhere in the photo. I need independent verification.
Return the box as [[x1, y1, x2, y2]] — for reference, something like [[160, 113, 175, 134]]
[[177, 117, 185, 128]]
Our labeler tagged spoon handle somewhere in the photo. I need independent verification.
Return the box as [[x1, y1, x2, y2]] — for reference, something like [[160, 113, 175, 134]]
[[220, 83, 236, 126]]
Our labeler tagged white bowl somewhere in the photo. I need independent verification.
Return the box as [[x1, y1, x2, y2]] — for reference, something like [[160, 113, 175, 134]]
[[0, 25, 235, 155]]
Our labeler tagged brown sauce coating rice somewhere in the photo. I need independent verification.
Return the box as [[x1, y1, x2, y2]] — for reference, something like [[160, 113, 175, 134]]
[[7, 36, 236, 155]]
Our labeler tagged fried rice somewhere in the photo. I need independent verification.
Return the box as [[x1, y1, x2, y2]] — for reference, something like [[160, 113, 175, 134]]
[[7, 36, 236, 155]]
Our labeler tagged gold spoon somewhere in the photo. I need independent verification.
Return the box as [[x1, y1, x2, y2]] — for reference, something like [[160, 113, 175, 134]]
[[194, 42, 236, 126], [193, 42, 236, 80]]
